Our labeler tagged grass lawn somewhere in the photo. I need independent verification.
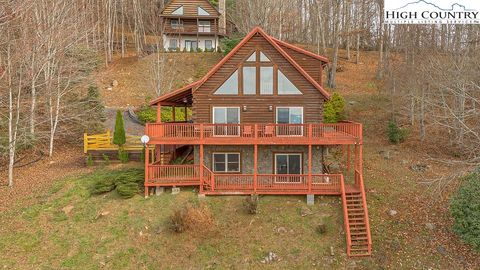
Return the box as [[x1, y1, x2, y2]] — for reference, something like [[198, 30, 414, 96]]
[[0, 165, 364, 269]]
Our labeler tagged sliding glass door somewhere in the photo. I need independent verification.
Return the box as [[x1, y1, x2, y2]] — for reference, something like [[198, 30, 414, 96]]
[[212, 107, 240, 136]]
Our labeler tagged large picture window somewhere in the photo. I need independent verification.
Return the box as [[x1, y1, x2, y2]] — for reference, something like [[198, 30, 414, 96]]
[[213, 153, 240, 172], [214, 70, 238, 94], [260, 67, 273, 95], [278, 70, 302, 95], [243, 67, 256, 95]]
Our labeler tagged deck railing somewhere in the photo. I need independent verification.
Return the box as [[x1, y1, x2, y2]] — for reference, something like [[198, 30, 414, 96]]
[[146, 164, 199, 185], [340, 175, 352, 255], [144, 163, 343, 194], [145, 122, 361, 144], [355, 169, 372, 252]]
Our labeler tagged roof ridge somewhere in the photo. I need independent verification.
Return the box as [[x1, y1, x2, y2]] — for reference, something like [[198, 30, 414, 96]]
[[271, 37, 329, 63]]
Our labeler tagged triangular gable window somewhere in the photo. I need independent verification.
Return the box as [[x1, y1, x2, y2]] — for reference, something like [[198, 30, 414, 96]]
[[214, 70, 238, 94], [246, 52, 256, 62], [260, 51, 270, 62], [198, 6, 210, 15], [172, 6, 184, 15], [278, 70, 302, 95]]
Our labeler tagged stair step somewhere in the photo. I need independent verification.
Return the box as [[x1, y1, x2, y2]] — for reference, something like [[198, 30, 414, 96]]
[[350, 231, 367, 235]]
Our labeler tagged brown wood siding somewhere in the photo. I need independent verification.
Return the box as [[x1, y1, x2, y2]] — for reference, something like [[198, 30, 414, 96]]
[[278, 44, 323, 85], [162, 0, 219, 17], [192, 35, 325, 124], [163, 18, 218, 34]]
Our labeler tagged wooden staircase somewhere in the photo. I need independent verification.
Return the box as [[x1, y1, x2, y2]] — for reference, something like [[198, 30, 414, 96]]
[[345, 191, 371, 256], [340, 179, 372, 257]]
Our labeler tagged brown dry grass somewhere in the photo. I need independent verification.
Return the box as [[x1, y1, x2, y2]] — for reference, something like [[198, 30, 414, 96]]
[[93, 52, 223, 108], [169, 202, 215, 233]]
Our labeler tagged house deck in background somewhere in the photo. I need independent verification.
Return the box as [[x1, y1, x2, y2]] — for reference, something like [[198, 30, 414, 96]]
[[144, 27, 372, 257], [161, 0, 233, 51]]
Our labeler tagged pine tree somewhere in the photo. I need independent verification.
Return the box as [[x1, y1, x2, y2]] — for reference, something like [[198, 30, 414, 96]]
[[113, 110, 126, 146]]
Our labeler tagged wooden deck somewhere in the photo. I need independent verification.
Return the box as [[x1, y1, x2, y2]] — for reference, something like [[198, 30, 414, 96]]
[[145, 122, 362, 145], [145, 164, 343, 195]]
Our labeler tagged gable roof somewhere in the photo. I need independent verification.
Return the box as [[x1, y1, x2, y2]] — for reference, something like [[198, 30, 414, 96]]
[[151, 27, 331, 106], [161, 0, 220, 17], [194, 27, 330, 99], [271, 37, 329, 64]]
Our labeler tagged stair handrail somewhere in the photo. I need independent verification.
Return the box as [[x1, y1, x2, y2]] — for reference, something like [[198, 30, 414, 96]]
[[340, 174, 352, 256], [202, 165, 215, 191], [356, 170, 372, 252]]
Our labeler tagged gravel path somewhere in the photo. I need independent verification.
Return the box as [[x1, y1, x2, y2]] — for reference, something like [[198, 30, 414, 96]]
[[105, 107, 145, 136]]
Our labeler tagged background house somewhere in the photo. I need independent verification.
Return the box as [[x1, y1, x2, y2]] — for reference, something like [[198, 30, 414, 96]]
[[161, 0, 230, 51]]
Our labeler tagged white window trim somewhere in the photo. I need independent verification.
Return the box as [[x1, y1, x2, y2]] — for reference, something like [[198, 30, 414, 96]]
[[274, 153, 303, 183], [212, 153, 241, 173]]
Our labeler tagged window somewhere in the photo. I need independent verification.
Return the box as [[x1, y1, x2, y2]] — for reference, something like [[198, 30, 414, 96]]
[[213, 107, 240, 136], [198, 20, 211, 32], [246, 52, 256, 62], [172, 6, 184, 15], [243, 67, 256, 95], [276, 107, 303, 124], [198, 6, 210, 16], [260, 51, 270, 62], [169, 39, 178, 49], [213, 153, 240, 172], [275, 154, 302, 183], [213, 107, 240, 124], [278, 70, 302, 95], [260, 67, 273, 95], [171, 20, 183, 29], [185, 40, 198, 51], [214, 70, 238, 94], [205, 40, 213, 50], [276, 107, 303, 136]]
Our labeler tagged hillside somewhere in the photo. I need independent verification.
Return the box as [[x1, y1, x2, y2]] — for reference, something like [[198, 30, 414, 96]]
[[1, 49, 478, 269], [95, 53, 223, 108]]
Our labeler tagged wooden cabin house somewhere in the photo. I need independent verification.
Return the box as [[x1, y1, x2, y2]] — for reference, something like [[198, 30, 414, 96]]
[[144, 27, 372, 257], [161, 0, 231, 51]]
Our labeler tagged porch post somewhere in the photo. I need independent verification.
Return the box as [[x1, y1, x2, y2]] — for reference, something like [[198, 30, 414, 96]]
[[156, 104, 162, 123], [308, 144, 312, 193], [199, 144, 204, 193], [172, 106, 176, 122], [346, 145, 351, 172], [184, 106, 188, 121], [196, 18, 199, 50], [254, 144, 258, 193], [354, 144, 359, 186], [144, 144, 149, 198]]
